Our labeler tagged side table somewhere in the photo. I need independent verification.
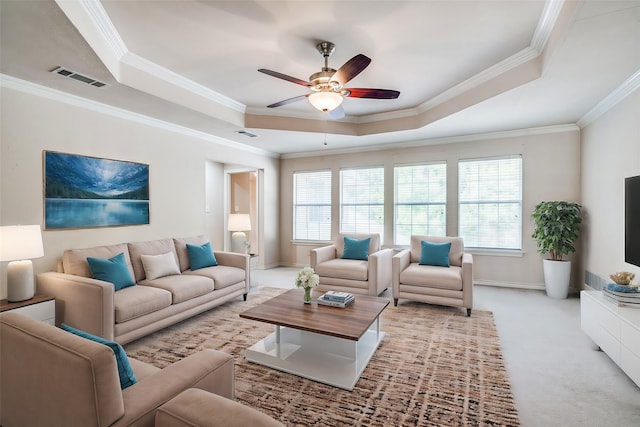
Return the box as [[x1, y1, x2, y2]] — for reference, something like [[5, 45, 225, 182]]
[[0, 294, 55, 325]]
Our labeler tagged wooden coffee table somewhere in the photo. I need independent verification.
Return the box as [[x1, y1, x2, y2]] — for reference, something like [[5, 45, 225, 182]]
[[239, 288, 389, 390]]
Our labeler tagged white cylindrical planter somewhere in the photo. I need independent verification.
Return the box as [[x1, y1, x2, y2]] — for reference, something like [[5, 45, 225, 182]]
[[543, 259, 572, 299]]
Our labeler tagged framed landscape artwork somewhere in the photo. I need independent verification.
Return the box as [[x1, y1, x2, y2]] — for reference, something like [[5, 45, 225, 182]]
[[44, 151, 150, 229]]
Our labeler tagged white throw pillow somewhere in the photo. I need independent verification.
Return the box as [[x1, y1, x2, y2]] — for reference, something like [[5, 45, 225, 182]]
[[140, 252, 181, 280]]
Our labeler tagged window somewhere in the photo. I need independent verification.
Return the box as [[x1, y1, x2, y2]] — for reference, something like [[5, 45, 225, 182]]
[[340, 167, 384, 239], [293, 170, 331, 240], [458, 156, 522, 249], [394, 163, 447, 245]]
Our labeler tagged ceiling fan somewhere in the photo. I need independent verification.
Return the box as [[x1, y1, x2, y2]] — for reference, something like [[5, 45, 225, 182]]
[[258, 42, 400, 119]]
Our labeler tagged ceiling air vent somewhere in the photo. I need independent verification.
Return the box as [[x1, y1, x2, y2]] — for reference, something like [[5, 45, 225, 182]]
[[50, 66, 108, 88], [235, 130, 258, 138]]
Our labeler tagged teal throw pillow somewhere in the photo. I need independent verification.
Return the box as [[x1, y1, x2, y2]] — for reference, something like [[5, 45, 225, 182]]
[[342, 237, 371, 261], [187, 242, 218, 270], [419, 240, 451, 267], [87, 252, 135, 291], [61, 323, 137, 389]]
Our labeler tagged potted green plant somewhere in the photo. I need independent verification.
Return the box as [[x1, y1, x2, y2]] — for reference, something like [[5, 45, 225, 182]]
[[531, 201, 582, 299]]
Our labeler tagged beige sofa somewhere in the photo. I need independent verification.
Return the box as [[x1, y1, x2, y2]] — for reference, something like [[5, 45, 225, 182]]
[[37, 236, 249, 344], [310, 233, 392, 296], [0, 312, 282, 427], [392, 235, 473, 316]]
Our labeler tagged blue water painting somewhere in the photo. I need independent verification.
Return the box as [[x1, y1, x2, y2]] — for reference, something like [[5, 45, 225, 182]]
[[45, 199, 149, 229], [44, 152, 149, 229]]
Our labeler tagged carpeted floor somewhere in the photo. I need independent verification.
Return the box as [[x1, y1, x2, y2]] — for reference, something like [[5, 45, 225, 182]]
[[125, 288, 519, 426]]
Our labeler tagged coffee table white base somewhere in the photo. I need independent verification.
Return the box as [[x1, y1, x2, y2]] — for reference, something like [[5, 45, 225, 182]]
[[245, 320, 385, 390]]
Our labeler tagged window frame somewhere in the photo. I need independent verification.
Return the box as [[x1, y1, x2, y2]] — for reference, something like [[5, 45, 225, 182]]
[[458, 155, 523, 250], [339, 166, 385, 239], [393, 162, 447, 246], [292, 169, 332, 241]]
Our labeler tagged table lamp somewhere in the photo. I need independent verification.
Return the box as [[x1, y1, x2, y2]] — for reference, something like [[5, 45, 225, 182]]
[[228, 214, 251, 253], [0, 225, 44, 302]]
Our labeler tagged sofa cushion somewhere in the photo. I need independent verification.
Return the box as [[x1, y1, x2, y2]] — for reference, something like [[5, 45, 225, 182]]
[[419, 240, 451, 267], [173, 236, 209, 272], [128, 239, 179, 282], [141, 251, 181, 280], [410, 235, 464, 267], [314, 258, 369, 281], [342, 236, 371, 261], [87, 252, 136, 291], [61, 323, 137, 389], [114, 285, 172, 323], [400, 263, 463, 290], [187, 242, 218, 270], [62, 243, 134, 280], [184, 266, 244, 290], [140, 274, 214, 303]]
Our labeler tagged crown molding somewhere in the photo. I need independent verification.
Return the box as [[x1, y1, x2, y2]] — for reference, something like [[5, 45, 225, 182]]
[[58, 0, 245, 114], [281, 124, 580, 159], [0, 74, 278, 159], [531, 0, 565, 52], [577, 69, 640, 128], [74, 0, 128, 59], [121, 53, 245, 113]]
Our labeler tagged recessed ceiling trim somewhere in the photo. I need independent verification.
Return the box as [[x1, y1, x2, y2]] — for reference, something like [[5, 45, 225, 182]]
[[577, 69, 640, 128], [531, 0, 565, 52], [0, 74, 278, 159], [72, 0, 128, 59], [56, 0, 246, 116], [280, 124, 580, 160]]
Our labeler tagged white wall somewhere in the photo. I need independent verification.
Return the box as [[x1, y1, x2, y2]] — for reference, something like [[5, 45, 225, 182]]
[[280, 128, 582, 289], [0, 86, 280, 299], [581, 89, 640, 283]]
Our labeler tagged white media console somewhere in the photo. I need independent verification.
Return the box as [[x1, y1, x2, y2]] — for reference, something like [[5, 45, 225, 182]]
[[580, 290, 640, 387]]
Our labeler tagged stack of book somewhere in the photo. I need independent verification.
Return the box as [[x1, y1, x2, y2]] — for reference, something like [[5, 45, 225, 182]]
[[603, 283, 640, 308], [318, 291, 355, 308]]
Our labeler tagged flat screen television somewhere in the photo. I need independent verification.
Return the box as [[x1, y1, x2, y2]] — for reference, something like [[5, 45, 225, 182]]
[[626, 175, 640, 267]]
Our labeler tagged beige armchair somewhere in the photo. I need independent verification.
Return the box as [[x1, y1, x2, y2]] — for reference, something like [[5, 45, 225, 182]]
[[0, 312, 280, 427], [310, 233, 392, 296], [392, 235, 473, 316]]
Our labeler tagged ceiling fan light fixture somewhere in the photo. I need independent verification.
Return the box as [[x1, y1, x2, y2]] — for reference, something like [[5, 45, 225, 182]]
[[308, 90, 343, 112]]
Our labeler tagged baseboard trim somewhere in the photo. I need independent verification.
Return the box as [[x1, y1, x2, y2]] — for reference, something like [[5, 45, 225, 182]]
[[474, 280, 545, 290]]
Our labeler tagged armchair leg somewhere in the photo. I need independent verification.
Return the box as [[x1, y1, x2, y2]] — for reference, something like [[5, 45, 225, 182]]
[[243, 293, 248, 301], [393, 298, 398, 307], [466, 308, 471, 317]]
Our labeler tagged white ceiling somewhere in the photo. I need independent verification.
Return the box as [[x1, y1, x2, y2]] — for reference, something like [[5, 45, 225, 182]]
[[1, 0, 639, 157]]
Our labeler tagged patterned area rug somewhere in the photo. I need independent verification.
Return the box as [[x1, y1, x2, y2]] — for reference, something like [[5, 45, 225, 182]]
[[125, 288, 519, 426]]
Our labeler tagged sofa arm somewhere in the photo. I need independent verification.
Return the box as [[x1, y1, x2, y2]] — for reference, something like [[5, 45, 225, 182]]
[[462, 252, 474, 307], [214, 251, 249, 270], [368, 248, 393, 296], [392, 249, 410, 293], [114, 350, 235, 427], [155, 388, 284, 427], [310, 244, 336, 268], [36, 272, 115, 340]]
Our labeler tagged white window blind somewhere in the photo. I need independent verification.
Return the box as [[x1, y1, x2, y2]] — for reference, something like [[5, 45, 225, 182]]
[[394, 163, 447, 245], [293, 170, 331, 241], [458, 156, 522, 249], [340, 167, 384, 239]]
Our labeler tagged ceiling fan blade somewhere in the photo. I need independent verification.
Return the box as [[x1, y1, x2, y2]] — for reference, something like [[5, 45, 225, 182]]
[[346, 88, 400, 99], [266, 94, 309, 108], [258, 69, 309, 87], [328, 105, 345, 120], [330, 54, 371, 86]]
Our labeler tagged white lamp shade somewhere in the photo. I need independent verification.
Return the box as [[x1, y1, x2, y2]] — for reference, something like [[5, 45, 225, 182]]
[[0, 225, 44, 261], [228, 214, 252, 232], [308, 91, 343, 112]]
